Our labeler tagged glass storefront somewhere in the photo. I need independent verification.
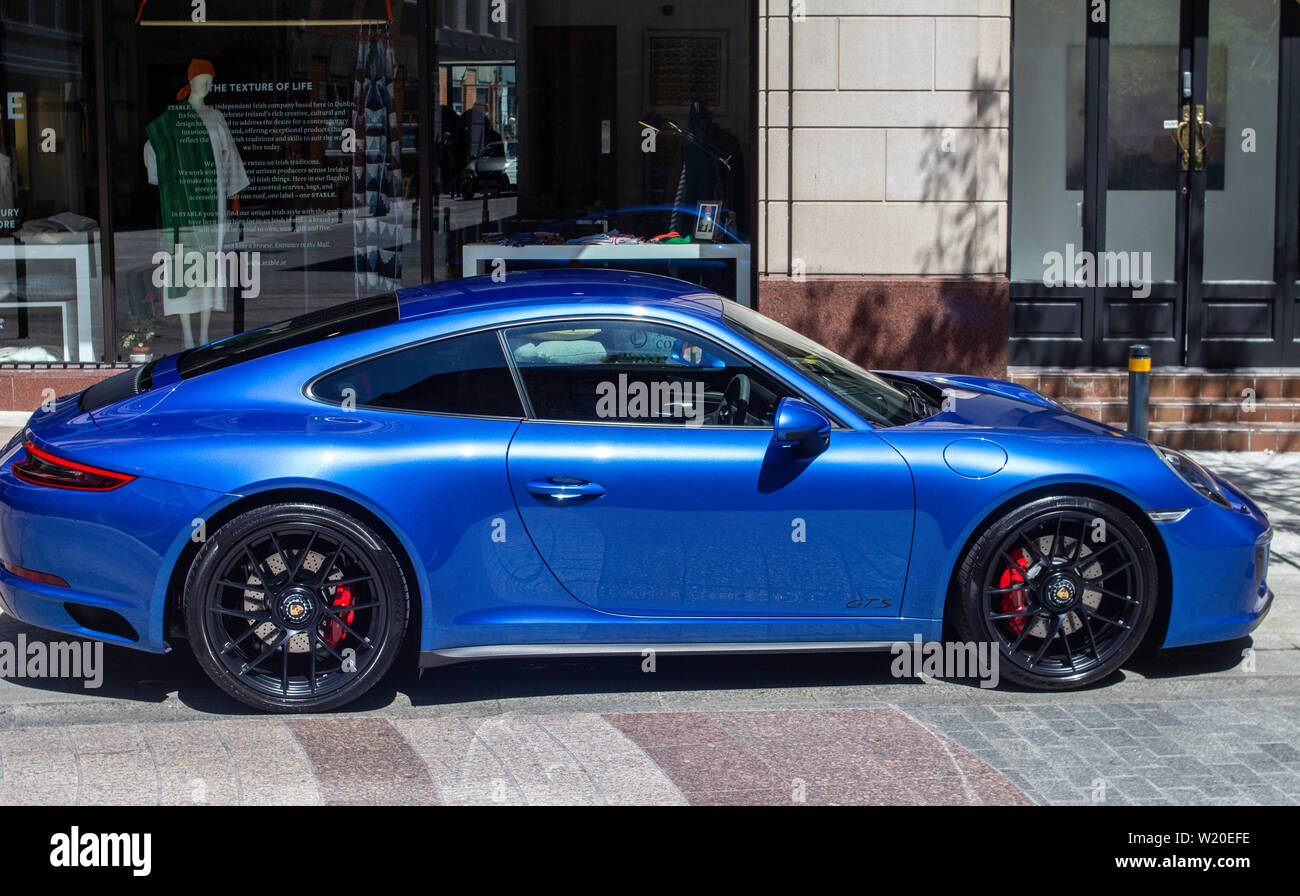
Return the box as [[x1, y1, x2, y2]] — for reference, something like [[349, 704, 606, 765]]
[[0, 0, 103, 363], [0, 0, 755, 364], [106, 0, 423, 359], [432, 0, 753, 302]]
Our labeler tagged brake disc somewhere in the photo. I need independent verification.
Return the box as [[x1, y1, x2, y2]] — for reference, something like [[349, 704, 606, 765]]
[[1024, 535, 1102, 638], [243, 550, 342, 653]]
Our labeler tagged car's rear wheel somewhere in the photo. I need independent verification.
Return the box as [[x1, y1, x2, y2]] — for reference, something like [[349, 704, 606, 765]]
[[951, 495, 1158, 690], [183, 503, 409, 712]]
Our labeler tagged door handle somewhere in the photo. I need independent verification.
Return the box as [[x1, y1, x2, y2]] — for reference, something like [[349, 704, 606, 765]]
[[1194, 104, 1212, 171], [1170, 104, 1192, 171], [525, 477, 606, 506]]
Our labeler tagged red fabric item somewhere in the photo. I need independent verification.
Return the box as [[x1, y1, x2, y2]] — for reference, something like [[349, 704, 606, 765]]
[[176, 59, 216, 101], [187, 58, 216, 81]]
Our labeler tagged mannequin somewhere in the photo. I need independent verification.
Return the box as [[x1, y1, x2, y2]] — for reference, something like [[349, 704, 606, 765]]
[[144, 59, 249, 348]]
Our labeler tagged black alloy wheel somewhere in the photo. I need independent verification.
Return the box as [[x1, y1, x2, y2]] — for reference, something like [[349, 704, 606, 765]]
[[951, 496, 1158, 689], [184, 503, 408, 712]]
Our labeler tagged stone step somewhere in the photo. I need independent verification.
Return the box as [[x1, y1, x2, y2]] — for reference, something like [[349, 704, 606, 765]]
[[1010, 368, 1300, 403], [1010, 367, 1300, 452], [1063, 398, 1298, 426], [1149, 424, 1300, 453]]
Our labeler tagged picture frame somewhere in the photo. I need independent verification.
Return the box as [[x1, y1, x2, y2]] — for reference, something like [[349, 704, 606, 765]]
[[694, 201, 721, 242], [644, 30, 728, 115]]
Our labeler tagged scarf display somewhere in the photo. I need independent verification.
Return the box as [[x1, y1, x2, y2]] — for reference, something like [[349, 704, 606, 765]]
[[145, 103, 220, 300], [352, 26, 403, 297]]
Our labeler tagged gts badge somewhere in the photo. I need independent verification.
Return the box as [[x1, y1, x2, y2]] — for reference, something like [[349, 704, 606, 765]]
[[845, 598, 892, 610]]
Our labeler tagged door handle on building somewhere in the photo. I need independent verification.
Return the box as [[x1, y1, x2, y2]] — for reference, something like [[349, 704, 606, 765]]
[[1170, 104, 1192, 171], [1194, 104, 1212, 171]]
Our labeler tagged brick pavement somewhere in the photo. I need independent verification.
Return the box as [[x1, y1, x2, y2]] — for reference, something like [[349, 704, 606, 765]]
[[0, 696, 1295, 805]]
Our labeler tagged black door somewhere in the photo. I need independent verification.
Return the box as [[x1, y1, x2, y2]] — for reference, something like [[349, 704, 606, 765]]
[[1009, 0, 1300, 368]]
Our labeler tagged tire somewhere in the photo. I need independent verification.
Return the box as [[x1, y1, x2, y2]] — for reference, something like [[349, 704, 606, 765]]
[[950, 495, 1158, 690], [183, 503, 409, 712]]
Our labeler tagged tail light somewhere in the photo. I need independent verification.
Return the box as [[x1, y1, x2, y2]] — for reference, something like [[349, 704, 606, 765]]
[[12, 438, 136, 491], [2, 561, 69, 588]]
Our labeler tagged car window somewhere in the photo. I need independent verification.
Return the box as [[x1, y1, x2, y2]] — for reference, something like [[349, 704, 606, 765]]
[[313, 330, 524, 417], [501, 319, 798, 427]]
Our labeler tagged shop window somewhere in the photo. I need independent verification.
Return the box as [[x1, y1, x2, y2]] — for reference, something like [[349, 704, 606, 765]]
[[0, 0, 102, 363], [436, 0, 754, 306], [107, 0, 421, 361]]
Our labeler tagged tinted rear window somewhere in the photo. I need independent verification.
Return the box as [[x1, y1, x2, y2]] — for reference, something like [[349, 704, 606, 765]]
[[176, 293, 399, 380], [312, 330, 524, 418]]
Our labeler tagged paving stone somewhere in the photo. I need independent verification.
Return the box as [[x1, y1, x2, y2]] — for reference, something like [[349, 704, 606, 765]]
[[212, 720, 322, 805], [143, 721, 241, 806], [65, 724, 158, 805], [0, 728, 80, 805], [1240, 783, 1291, 805], [285, 717, 440, 806], [1260, 742, 1300, 763]]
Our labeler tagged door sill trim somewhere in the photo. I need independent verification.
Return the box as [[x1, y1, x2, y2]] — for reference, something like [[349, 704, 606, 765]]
[[419, 640, 897, 669]]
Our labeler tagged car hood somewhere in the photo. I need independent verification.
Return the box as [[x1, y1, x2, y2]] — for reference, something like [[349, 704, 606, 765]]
[[880, 371, 1139, 440]]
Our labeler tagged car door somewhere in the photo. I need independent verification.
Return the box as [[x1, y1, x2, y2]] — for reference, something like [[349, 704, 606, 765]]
[[502, 317, 915, 617]]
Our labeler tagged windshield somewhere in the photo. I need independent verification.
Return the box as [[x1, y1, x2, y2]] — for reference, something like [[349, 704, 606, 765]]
[[723, 303, 922, 427]]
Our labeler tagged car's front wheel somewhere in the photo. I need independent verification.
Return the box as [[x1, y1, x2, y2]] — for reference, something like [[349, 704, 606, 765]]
[[951, 495, 1158, 690], [183, 503, 409, 712]]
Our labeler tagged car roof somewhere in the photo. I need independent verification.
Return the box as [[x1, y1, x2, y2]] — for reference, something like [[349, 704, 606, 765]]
[[396, 269, 725, 323]]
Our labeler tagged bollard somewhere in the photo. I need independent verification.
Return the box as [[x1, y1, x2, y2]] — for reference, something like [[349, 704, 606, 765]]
[[1128, 344, 1151, 439]]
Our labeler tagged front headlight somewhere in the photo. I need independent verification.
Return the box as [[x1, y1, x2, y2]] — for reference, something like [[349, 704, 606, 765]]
[[1151, 443, 1230, 507]]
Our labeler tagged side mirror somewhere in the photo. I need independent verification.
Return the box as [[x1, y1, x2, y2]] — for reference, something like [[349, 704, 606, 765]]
[[773, 398, 831, 456]]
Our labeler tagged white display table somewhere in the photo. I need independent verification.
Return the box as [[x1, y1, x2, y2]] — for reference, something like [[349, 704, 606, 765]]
[[462, 242, 753, 308]]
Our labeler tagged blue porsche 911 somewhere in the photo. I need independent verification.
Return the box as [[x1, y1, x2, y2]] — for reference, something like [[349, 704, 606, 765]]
[[0, 270, 1273, 711]]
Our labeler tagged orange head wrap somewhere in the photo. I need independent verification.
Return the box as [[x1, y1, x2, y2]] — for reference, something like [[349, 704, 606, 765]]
[[177, 59, 216, 101]]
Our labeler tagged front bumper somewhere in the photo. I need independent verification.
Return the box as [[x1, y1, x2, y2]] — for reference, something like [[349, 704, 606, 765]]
[[1158, 475, 1273, 649]]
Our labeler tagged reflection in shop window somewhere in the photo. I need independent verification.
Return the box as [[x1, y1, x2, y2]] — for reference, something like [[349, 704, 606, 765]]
[[435, 0, 753, 305], [111, 0, 420, 360]]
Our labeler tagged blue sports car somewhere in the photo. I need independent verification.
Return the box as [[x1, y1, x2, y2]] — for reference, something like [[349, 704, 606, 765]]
[[0, 271, 1274, 711]]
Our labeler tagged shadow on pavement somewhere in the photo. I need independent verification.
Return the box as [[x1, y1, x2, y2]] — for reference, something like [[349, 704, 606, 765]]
[[0, 613, 1255, 715], [1124, 636, 1254, 679]]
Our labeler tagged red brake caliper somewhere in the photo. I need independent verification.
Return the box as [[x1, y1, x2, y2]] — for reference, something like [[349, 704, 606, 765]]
[[324, 584, 355, 648], [998, 548, 1030, 637]]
